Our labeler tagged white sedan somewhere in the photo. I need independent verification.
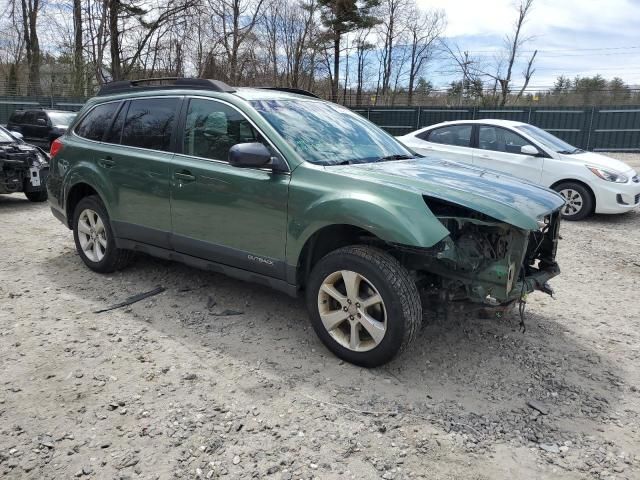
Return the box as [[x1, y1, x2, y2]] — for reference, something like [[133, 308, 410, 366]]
[[397, 119, 640, 220]]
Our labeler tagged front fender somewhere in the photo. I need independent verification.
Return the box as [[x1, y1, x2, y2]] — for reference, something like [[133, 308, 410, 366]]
[[286, 188, 450, 267]]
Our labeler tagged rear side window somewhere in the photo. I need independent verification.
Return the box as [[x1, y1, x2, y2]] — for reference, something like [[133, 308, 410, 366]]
[[121, 98, 179, 151], [426, 125, 472, 147], [75, 102, 121, 141]]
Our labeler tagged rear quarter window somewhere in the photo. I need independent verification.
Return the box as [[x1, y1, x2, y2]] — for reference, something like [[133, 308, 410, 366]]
[[9, 111, 25, 123], [75, 102, 121, 141]]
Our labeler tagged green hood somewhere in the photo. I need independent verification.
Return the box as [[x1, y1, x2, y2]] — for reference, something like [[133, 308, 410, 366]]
[[331, 158, 565, 231]]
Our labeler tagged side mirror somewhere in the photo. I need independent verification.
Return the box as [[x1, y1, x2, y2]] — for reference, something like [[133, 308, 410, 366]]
[[229, 142, 273, 169], [10, 131, 23, 140], [521, 145, 539, 156]]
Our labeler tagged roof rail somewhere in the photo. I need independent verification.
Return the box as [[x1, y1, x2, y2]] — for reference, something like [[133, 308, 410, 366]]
[[259, 87, 320, 98], [97, 77, 236, 96]]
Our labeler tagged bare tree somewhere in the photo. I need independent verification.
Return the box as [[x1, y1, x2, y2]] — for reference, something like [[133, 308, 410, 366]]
[[404, 5, 445, 105], [17, 0, 41, 94], [485, 0, 536, 106]]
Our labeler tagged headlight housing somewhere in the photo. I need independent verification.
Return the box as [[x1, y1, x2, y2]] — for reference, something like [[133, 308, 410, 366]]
[[587, 166, 628, 183]]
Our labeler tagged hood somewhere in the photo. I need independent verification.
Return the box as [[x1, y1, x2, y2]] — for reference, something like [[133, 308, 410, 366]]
[[568, 151, 635, 175], [331, 158, 565, 231]]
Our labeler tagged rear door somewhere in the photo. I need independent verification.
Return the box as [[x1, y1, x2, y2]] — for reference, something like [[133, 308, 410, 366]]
[[73, 97, 178, 248], [408, 124, 474, 164], [169, 97, 290, 278], [33, 111, 50, 145], [472, 125, 545, 184]]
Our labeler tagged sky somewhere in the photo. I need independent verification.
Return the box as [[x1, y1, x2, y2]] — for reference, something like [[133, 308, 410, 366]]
[[417, 0, 640, 90]]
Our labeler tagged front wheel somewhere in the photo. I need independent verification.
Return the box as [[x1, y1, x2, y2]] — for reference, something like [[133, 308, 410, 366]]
[[306, 245, 421, 367], [553, 182, 594, 221], [72, 195, 133, 273]]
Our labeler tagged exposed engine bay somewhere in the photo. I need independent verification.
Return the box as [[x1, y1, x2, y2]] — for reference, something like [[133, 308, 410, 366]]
[[396, 196, 561, 317], [0, 143, 49, 197]]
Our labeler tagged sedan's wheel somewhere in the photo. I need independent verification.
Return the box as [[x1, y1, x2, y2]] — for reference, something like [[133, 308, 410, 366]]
[[553, 182, 593, 221], [318, 270, 387, 352], [73, 195, 133, 273], [306, 245, 421, 367]]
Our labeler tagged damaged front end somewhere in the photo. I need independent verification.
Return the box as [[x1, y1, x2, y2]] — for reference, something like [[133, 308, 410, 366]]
[[398, 196, 561, 316], [0, 143, 49, 196]]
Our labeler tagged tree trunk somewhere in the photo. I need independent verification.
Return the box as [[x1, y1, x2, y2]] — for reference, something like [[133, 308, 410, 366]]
[[109, 0, 122, 81], [21, 0, 42, 95], [332, 33, 340, 103], [73, 0, 83, 95]]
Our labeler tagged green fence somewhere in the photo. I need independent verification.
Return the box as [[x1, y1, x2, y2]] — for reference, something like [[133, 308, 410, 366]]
[[353, 105, 640, 152], [1, 96, 639, 151]]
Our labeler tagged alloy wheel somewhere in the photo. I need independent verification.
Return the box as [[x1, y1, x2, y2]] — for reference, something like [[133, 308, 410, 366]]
[[77, 208, 108, 262], [317, 270, 387, 352], [559, 188, 584, 217]]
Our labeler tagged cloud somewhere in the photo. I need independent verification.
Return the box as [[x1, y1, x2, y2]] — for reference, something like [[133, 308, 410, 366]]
[[417, 0, 640, 87]]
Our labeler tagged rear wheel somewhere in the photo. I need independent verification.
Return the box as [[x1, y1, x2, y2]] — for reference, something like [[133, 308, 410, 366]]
[[553, 182, 593, 221], [72, 195, 133, 273], [306, 245, 421, 367], [25, 189, 48, 202]]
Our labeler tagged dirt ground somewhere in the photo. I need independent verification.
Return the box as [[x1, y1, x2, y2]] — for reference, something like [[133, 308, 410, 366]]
[[1, 154, 639, 480]]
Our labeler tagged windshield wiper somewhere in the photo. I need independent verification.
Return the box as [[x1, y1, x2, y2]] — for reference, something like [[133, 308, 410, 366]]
[[378, 154, 415, 161]]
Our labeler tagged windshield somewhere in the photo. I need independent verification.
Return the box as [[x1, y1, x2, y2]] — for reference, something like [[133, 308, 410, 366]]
[[48, 112, 77, 127], [516, 124, 581, 154], [250, 99, 414, 165], [0, 127, 17, 143]]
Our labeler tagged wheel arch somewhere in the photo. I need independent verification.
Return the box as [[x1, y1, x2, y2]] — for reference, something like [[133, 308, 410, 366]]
[[549, 178, 596, 213], [292, 224, 385, 289], [65, 181, 107, 228]]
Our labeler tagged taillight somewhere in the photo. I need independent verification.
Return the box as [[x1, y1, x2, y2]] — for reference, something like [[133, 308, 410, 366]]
[[50, 138, 63, 158]]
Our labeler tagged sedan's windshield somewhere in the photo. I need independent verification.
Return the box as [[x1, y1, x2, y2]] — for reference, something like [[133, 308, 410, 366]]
[[516, 124, 582, 154], [48, 112, 77, 127], [250, 99, 415, 165]]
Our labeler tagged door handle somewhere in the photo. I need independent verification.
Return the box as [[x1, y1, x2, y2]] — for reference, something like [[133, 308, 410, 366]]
[[175, 171, 196, 182], [479, 154, 490, 159], [98, 156, 115, 168]]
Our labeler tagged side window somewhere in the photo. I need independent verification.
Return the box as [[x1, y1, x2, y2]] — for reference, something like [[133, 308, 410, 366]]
[[479, 126, 532, 154], [23, 112, 36, 125], [427, 125, 472, 147], [183, 98, 262, 161], [9, 111, 24, 124], [502, 128, 530, 154], [36, 112, 48, 125], [121, 98, 179, 151], [75, 102, 121, 141]]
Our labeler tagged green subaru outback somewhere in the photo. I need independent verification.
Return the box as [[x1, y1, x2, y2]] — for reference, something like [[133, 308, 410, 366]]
[[47, 78, 564, 367]]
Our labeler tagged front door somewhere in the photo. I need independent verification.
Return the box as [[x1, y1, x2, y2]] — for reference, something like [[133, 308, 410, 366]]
[[472, 125, 544, 184], [170, 97, 290, 279]]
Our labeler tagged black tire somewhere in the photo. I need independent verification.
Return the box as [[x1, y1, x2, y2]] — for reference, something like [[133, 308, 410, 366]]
[[552, 182, 594, 221], [24, 189, 48, 202], [72, 195, 133, 273], [305, 245, 421, 367]]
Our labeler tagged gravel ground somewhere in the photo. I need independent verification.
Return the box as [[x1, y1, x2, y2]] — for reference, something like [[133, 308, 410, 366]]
[[1, 154, 639, 480]]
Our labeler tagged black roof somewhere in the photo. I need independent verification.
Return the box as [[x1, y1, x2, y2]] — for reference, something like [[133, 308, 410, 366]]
[[97, 77, 236, 96]]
